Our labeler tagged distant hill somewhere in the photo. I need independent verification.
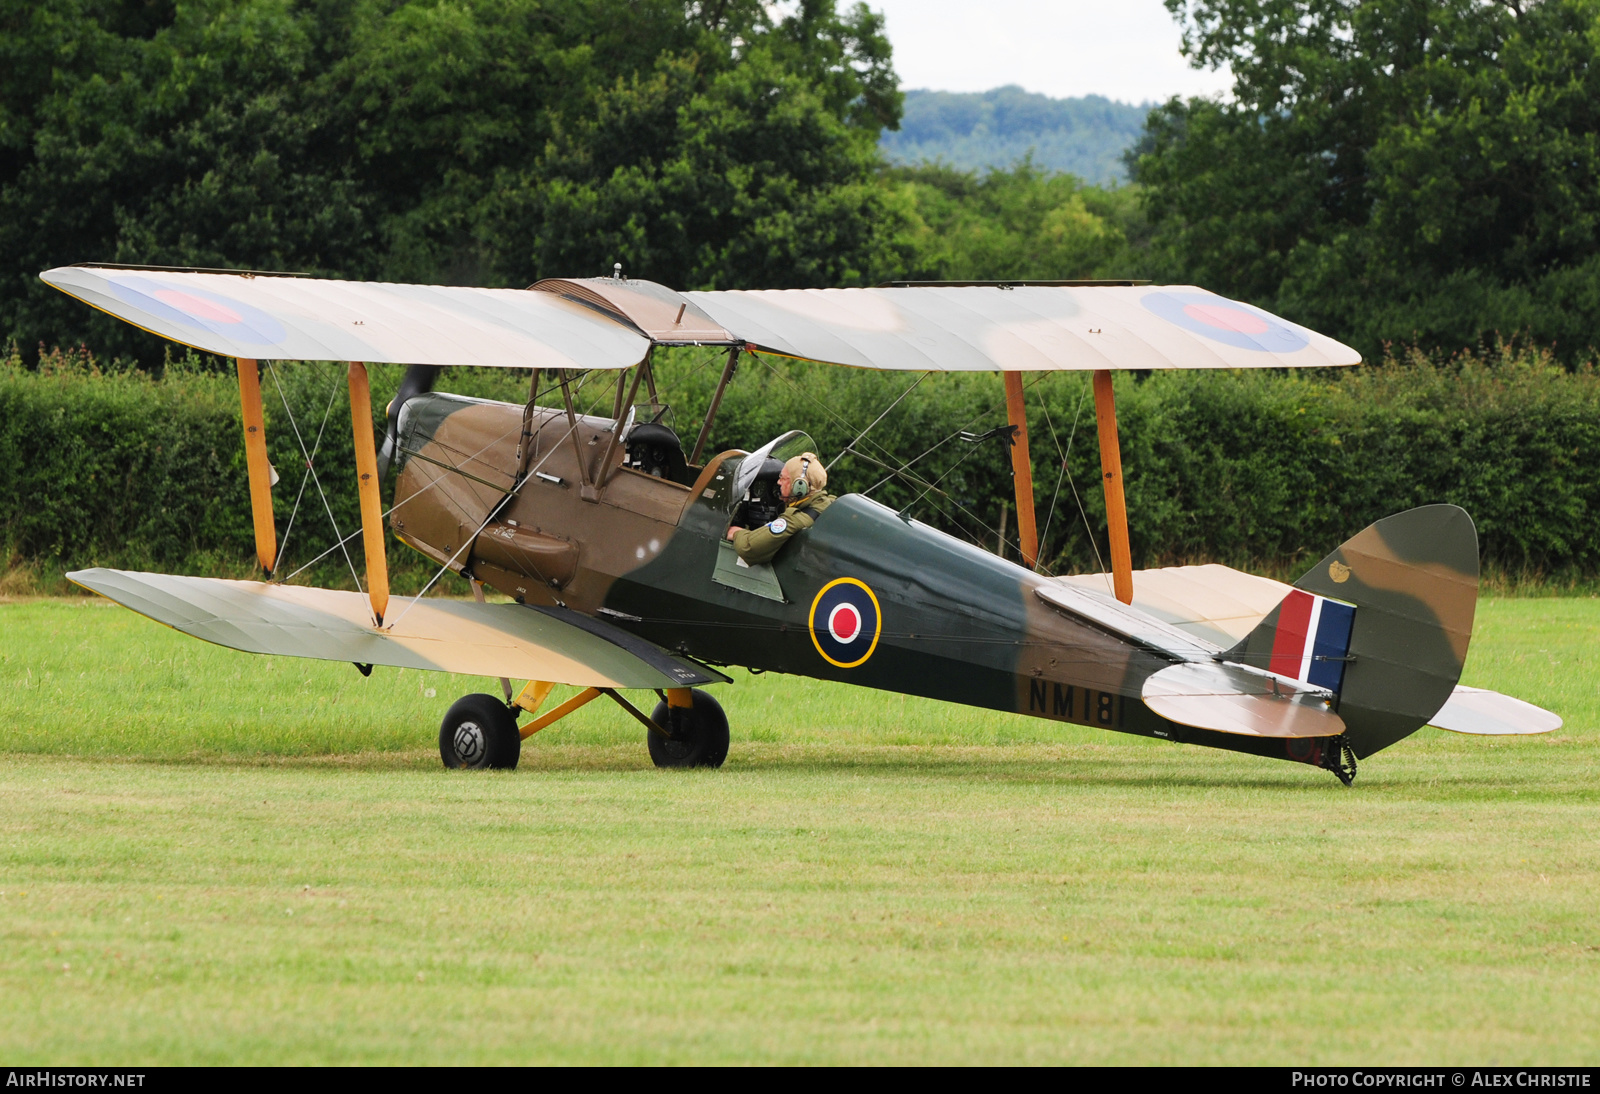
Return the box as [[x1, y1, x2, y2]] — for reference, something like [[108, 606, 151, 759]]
[[880, 87, 1151, 184]]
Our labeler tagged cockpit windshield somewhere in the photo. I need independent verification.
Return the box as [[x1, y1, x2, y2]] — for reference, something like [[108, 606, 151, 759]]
[[733, 429, 817, 499]]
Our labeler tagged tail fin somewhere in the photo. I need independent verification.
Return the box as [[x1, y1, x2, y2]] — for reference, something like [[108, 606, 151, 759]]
[[1223, 504, 1479, 758]]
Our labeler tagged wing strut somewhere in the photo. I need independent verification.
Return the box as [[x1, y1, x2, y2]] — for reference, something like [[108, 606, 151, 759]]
[[235, 358, 278, 575], [691, 345, 741, 464], [1003, 372, 1040, 569], [347, 362, 390, 626], [1092, 369, 1133, 604]]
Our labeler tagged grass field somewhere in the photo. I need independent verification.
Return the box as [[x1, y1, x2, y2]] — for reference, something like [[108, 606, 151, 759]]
[[1, 596, 1597, 1064]]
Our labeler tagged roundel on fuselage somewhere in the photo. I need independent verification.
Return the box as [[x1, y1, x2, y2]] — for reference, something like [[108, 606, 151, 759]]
[[808, 578, 882, 669]]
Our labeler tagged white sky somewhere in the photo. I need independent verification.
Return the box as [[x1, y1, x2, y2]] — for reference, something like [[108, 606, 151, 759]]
[[866, 0, 1233, 104]]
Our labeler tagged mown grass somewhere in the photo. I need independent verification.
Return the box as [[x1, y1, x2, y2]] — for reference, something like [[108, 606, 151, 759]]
[[0, 598, 1596, 1064]]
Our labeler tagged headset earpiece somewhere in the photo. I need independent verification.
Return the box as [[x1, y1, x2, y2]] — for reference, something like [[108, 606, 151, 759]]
[[791, 457, 811, 499]]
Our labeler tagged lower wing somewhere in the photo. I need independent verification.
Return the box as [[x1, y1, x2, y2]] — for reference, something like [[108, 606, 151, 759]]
[[69, 568, 725, 690]]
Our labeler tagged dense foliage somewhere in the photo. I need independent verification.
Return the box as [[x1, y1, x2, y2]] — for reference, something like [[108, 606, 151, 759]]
[[880, 87, 1148, 183], [0, 0, 907, 366], [1134, 0, 1600, 362], [6, 345, 1598, 590], [885, 162, 1149, 282]]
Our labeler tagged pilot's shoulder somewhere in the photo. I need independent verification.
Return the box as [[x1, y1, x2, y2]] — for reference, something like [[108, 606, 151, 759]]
[[804, 492, 837, 516]]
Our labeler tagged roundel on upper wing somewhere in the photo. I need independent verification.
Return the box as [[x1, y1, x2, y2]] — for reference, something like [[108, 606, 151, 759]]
[[808, 577, 882, 669], [1141, 291, 1309, 353], [106, 275, 288, 347]]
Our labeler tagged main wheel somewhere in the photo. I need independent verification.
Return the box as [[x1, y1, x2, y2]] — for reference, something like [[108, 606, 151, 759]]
[[647, 689, 729, 769], [439, 693, 521, 770]]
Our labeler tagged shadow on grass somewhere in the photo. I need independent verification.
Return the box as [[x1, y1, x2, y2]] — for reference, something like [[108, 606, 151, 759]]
[[6, 738, 1581, 802], [3, 741, 1364, 793]]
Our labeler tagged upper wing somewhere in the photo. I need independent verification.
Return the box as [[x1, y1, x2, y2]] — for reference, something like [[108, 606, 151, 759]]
[[45, 267, 1357, 373], [69, 568, 725, 689], [41, 267, 649, 370], [687, 284, 1361, 371]]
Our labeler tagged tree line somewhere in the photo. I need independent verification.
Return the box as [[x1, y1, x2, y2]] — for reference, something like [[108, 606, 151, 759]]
[[4, 0, 1598, 366]]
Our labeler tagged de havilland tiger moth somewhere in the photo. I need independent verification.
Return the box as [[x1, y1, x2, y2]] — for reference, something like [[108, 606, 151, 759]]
[[41, 264, 1561, 782]]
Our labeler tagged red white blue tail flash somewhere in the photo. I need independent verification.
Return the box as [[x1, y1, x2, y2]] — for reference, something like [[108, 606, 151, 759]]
[[1267, 589, 1356, 692]]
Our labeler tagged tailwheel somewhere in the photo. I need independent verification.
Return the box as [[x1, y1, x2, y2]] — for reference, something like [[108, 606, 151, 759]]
[[440, 693, 521, 770], [647, 689, 729, 769]]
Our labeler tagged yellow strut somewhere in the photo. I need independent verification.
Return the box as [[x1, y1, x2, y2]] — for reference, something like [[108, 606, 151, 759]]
[[1092, 370, 1134, 605], [346, 362, 390, 626], [235, 358, 277, 574], [519, 687, 601, 738], [1003, 372, 1039, 569]]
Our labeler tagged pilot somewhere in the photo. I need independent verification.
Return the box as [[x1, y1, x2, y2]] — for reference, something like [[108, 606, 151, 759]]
[[726, 452, 834, 565]]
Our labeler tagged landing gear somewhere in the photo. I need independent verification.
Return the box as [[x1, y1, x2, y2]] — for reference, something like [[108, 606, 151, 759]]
[[647, 688, 729, 769], [440, 693, 521, 770]]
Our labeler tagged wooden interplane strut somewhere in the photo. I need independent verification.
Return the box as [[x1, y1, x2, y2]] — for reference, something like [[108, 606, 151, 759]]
[[1003, 372, 1039, 569], [346, 362, 390, 625], [234, 358, 277, 575], [1092, 369, 1134, 604]]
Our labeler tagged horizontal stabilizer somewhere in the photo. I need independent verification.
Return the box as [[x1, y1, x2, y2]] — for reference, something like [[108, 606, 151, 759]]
[[1141, 661, 1345, 739], [1428, 686, 1562, 736], [1054, 563, 1293, 646], [69, 569, 725, 689], [1034, 581, 1220, 663]]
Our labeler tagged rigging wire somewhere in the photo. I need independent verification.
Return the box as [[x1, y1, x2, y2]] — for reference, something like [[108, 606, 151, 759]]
[[279, 373, 568, 583], [387, 365, 620, 628], [266, 361, 364, 592], [1037, 375, 1109, 589], [828, 371, 929, 468], [274, 362, 344, 575], [751, 352, 1043, 555], [383, 418, 582, 631]]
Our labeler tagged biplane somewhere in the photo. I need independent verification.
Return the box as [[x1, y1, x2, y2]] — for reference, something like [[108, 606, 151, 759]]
[[42, 264, 1560, 783]]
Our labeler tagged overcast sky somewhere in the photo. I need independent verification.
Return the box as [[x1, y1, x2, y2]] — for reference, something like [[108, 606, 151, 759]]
[[866, 0, 1233, 104]]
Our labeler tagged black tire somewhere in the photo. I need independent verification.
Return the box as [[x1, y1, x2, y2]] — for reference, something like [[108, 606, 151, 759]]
[[439, 693, 521, 770], [647, 689, 729, 769]]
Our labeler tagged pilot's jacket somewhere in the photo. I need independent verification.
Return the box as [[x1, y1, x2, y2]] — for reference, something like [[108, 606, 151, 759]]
[[732, 492, 835, 565]]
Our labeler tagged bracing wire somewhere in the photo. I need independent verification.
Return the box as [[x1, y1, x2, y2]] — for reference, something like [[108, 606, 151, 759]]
[[386, 365, 624, 630], [1053, 378, 1111, 594], [278, 367, 597, 585], [828, 371, 929, 468], [748, 355, 1062, 562], [274, 362, 344, 575], [383, 417, 583, 631], [266, 361, 364, 593]]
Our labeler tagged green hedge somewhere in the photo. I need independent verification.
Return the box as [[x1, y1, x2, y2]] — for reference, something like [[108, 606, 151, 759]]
[[3, 344, 1598, 592]]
